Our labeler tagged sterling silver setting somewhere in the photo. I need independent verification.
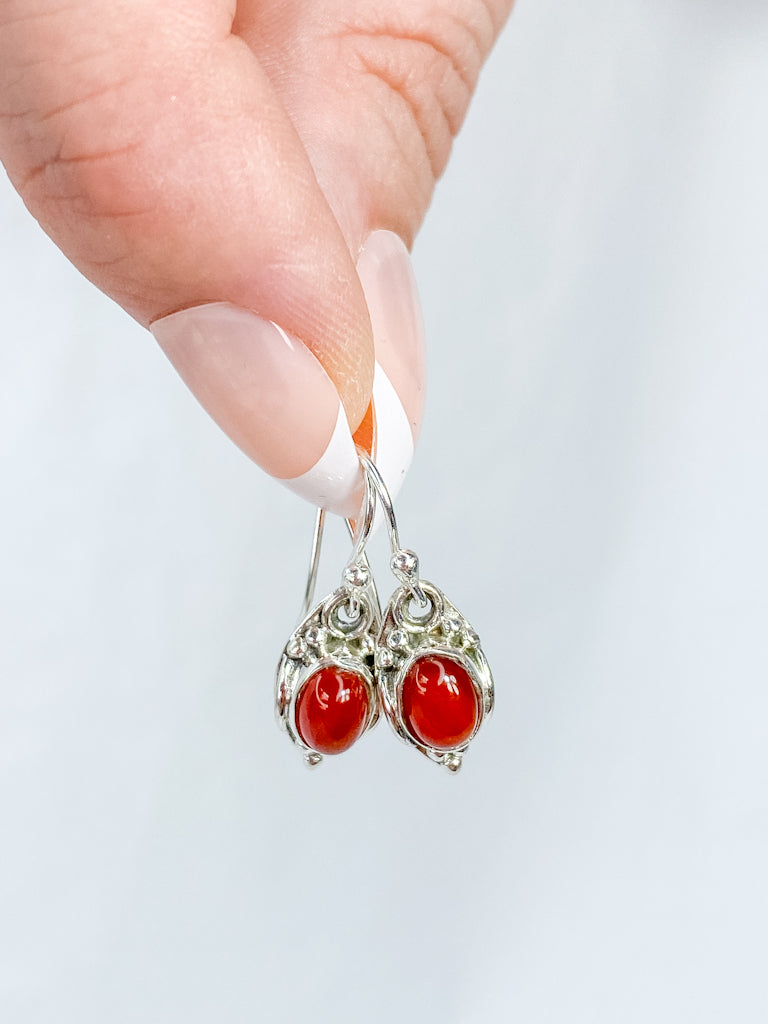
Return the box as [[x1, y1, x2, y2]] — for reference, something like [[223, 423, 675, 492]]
[[357, 453, 494, 773], [275, 578, 380, 767], [275, 475, 381, 767], [376, 579, 494, 773]]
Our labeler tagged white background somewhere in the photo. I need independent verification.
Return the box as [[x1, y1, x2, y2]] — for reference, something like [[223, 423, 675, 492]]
[[2, 1, 767, 1021]]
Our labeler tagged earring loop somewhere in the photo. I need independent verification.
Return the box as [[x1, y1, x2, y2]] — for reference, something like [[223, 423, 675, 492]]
[[300, 468, 378, 624], [355, 450, 428, 609], [300, 507, 326, 623]]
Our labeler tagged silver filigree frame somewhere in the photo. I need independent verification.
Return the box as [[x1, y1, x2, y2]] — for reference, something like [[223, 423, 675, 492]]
[[275, 584, 380, 767], [375, 580, 494, 772]]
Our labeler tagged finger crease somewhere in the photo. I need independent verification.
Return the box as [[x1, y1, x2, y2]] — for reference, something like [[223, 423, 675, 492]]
[[19, 140, 143, 191], [338, 26, 476, 97]]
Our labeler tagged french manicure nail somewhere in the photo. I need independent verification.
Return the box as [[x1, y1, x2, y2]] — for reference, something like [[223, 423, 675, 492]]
[[151, 302, 361, 515], [357, 230, 426, 445], [356, 231, 427, 511]]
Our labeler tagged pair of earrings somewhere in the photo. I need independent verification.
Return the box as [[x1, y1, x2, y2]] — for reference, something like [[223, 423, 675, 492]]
[[275, 454, 494, 773]]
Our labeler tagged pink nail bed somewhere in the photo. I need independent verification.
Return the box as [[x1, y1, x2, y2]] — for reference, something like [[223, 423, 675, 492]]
[[151, 302, 361, 514]]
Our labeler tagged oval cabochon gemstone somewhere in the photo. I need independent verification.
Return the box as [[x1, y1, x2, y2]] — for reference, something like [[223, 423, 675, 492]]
[[400, 654, 480, 751], [295, 665, 370, 755]]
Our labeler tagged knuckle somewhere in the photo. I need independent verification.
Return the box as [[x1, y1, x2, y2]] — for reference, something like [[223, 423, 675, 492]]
[[336, 3, 498, 179]]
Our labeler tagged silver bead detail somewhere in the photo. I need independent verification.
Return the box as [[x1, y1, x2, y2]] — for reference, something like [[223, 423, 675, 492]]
[[387, 628, 407, 651], [377, 648, 396, 670], [391, 549, 419, 584], [343, 563, 370, 589], [464, 628, 480, 648], [305, 626, 325, 649], [359, 634, 375, 656], [286, 636, 307, 659]]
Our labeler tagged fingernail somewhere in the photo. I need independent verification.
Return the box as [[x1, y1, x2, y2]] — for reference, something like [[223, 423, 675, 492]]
[[356, 230, 426, 445], [151, 302, 361, 515], [356, 231, 426, 509]]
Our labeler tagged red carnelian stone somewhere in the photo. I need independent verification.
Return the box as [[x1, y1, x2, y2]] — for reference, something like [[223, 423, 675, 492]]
[[401, 655, 480, 750], [295, 666, 370, 755]]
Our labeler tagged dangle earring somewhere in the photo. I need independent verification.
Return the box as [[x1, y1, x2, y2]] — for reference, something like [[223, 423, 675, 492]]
[[358, 453, 494, 773], [275, 475, 381, 767]]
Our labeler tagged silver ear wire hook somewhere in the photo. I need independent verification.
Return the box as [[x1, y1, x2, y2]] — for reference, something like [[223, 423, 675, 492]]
[[354, 450, 401, 553], [345, 458, 376, 580], [356, 450, 428, 609], [300, 463, 378, 623], [301, 507, 326, 622]]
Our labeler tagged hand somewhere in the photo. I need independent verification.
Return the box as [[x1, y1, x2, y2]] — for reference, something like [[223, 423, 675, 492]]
[[0, 0, 511, 512]]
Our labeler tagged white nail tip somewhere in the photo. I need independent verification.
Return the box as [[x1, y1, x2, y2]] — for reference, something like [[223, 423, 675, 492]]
[[367, 363, 414, 534], [280, 363, 413, 521], [371, 362, 414, 506], [283, 403, 361, 517]]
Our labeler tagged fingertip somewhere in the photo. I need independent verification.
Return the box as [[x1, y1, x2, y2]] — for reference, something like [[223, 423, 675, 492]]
[[326, 318, 376, 436], [151, 302, 363, 514]]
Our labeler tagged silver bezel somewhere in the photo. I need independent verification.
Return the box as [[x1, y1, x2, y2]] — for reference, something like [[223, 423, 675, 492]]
[[275, 584, 380, 767], [376, 580, 494, 772]]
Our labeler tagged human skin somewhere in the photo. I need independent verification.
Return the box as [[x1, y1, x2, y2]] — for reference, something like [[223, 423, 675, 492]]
[[0, 0, 512, 492]]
